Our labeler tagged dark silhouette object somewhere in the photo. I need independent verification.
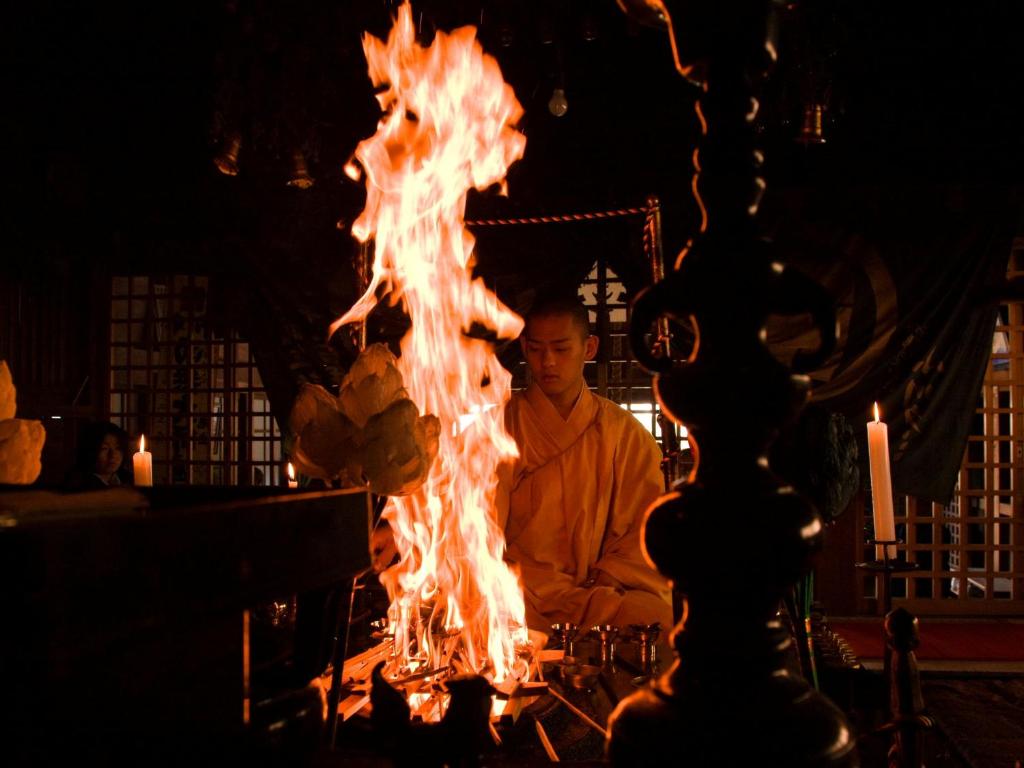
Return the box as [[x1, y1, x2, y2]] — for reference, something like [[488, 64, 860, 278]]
[[879, 608, 932, 768], [63, 421, 132, 490], [370, 662, 494, 767], [608, 0, 855, 765]]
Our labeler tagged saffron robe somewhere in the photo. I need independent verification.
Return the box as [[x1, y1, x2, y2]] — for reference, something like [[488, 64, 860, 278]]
[[497, 383, 673, 631]]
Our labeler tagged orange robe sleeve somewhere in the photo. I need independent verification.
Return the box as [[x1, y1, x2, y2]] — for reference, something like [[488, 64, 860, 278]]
[[588, 413, 674, 628]]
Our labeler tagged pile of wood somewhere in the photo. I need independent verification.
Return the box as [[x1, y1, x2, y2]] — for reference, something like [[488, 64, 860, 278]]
[[330, 636, 559, 725]]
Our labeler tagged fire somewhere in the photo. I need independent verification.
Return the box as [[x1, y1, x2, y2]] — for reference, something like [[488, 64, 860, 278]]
[[333, 4, 528, 683]]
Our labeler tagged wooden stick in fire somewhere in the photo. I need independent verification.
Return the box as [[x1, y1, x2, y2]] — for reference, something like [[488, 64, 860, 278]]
[[534, 718, 560, 762], [547, 686, 610, 739]]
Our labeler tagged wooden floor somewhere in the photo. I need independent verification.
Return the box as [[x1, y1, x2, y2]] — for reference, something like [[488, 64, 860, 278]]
[[822, 617, 1024, 768]]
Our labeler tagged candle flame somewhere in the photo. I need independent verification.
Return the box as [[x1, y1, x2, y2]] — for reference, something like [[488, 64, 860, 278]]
[[287, 462, 296, 481], [873, 402, 880, 423], [139, 434, 146, 453]]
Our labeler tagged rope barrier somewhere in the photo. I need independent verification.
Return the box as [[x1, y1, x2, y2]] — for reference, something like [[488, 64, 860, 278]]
[[465, 205, 648, 227]]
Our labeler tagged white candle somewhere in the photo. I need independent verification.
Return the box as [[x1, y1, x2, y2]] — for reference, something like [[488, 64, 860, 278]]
[[133, 434, 153, 487], [866, 403, 896, 560], [286, 462, 298, 489]]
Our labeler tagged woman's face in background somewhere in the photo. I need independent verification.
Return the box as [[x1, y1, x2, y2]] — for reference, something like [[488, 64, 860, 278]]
[[94, 434, 123, 478]]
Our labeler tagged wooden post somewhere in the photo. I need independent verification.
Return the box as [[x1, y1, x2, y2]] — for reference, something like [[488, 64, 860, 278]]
[[881, 607, 932, 768]]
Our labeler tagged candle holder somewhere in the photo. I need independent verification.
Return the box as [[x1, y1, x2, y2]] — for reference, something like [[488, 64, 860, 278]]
[[855, 538, 920, 683], [628, 623, 662, 675], [550, 622, 579, 659], [590, 624, 619, 670], [855, 539, 920, 616]]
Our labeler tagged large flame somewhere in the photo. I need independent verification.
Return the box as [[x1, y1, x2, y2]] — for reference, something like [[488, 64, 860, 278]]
[[333, 3, 528, 682]]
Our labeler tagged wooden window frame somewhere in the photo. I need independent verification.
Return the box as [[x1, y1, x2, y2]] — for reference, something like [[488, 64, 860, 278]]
[[855, 239, 1024, 616], [108, 275, 283, 487]]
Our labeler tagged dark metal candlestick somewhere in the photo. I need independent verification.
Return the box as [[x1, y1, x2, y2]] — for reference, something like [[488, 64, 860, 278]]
[[609, 1, 856, 764], [879, 608, 932, 768], [855, 539, 920, 684], [592, 624, 620, 669], [551, 622, 579, 658], [629, 623, 662, 675], [855, 540, 921, 617]]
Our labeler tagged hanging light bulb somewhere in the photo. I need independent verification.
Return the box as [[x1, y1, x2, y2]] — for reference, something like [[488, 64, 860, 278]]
[[286, 149, 315, 189], [548, 86, 568, 117], [549, 43, 568, 118], [213, 133, 242, 176]]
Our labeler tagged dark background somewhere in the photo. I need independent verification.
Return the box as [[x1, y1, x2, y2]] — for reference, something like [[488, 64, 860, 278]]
[[5, 0, 1022, 277], [2, 0, 1023, 475]]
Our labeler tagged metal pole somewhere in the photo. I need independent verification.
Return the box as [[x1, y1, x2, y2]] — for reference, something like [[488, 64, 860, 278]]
[[645, 194, 671, 360], [596, 258, 609, 398]]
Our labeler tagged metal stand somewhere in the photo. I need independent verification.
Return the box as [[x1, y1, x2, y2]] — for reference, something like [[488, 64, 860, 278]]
[[608, 1, 855, 764], [855, 539, 919, 684], [629, 623, 661, 676], [591, 625, 619, 669], [878, 608, 932, 768], [326, 574, 364, 748], [551, 623, 579, 659]]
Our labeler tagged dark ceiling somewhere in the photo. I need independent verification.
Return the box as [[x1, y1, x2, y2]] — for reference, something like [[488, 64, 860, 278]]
[[3, 0, 1023, 281]]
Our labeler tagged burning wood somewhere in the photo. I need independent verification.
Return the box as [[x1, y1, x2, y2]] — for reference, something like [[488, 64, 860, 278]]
[[332, 636, 549, 726], [330, 0, 531, 717]]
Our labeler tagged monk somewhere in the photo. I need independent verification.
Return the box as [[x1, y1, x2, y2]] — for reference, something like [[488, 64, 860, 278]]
[[497, 294, 673, 632]]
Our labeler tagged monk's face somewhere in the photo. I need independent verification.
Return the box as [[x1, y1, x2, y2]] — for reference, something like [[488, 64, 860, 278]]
[[521, 313, 598, 401]]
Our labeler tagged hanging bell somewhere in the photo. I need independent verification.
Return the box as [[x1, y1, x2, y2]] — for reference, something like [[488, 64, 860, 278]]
[[796, 103, 826, 144], [213, 133, 242, 176], [286, 150, 315, 189]]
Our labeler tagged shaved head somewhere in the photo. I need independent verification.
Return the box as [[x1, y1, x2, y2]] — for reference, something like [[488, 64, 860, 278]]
[[520, 291, 598, 416], [523, 292, 591, 340]]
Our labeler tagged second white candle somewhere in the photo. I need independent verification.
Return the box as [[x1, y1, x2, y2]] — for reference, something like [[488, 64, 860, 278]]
[[866, 403, 897, 560]]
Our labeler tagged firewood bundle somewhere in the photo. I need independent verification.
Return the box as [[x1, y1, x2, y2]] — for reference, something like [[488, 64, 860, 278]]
[[0, 361, 45, 485], [289, 344, 439, 496]]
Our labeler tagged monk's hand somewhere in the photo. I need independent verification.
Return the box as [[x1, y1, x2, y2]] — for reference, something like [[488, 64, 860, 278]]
[[587, 569, 626, 595], [371, 521, 399, 573]]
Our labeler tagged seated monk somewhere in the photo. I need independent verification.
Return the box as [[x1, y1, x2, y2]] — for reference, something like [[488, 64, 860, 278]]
[[497, 293, 673, 632]]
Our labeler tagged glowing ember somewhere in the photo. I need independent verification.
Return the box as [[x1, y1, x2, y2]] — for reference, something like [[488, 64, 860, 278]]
[[332, 3, 529, 685]]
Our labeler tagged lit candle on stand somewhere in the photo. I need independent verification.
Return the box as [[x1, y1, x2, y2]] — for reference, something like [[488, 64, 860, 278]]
[[286, 462, 298, 489], [866, 403, 896, 560], [133, 434, 153, 487]]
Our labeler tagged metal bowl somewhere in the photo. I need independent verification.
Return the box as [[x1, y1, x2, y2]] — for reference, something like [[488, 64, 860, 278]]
[[561, 662, 601, 690]]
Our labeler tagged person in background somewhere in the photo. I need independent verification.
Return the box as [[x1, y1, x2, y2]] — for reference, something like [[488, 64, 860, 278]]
[[63, 421, 132, 491]]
